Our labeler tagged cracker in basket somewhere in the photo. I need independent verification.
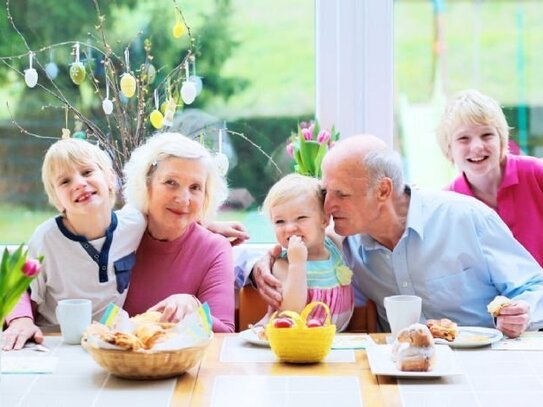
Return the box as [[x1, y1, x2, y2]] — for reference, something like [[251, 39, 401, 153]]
[[133, 323, 171, 349], [130, 310, 177, 329], [106, 332, 145, 351]]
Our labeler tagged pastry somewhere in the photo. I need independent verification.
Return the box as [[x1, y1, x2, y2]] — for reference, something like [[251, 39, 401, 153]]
[[426, 318, 458, 342], [391, 323, 435, 372], [487, 296, 511, 317]]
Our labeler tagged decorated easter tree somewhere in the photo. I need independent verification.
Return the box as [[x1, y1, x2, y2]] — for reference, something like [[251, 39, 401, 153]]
[[0, 0, 277, 186]]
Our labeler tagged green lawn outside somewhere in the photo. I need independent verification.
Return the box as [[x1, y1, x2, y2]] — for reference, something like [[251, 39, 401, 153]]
[[0, 204, 275, 245]]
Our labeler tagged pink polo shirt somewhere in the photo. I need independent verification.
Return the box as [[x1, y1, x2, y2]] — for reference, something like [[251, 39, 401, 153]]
[[446, 154, 543, 266]]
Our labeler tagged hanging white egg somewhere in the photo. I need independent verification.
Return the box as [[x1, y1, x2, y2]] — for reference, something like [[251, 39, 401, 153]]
[[189, 75, 203, 96], [44, 62, 59, 80], [24, 68, 38, 88], [181, 80, 197, 104], [102, 98, 113, 115], [215, 152, 229, 176]]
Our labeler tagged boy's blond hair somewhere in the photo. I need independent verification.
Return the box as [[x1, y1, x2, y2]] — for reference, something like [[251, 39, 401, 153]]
[[262, 173, 325, 219], [436, 89, 510, 163], [42, 138, 117, 212]]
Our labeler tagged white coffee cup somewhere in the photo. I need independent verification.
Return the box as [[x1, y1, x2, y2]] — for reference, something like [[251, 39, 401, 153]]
[[56, 299, 92, 345], [384, 295, 422, 337]]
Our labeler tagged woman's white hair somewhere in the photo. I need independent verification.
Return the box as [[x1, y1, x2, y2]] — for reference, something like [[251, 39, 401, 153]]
[[123, 132, 228, 223]]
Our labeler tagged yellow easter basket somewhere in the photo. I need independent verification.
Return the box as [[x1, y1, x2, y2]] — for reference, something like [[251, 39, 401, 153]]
[[266, 301, 336, 363]]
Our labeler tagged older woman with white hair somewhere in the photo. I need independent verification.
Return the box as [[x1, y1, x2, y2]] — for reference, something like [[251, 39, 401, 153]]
[[122, 132, 235, 332]]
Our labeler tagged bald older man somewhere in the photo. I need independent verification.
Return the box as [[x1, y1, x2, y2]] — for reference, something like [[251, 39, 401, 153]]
[[252, 134, 543, 338]]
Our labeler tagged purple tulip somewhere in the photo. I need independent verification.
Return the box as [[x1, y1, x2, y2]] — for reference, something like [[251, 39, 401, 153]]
[[299, 121, 310, 130], [301, 128, 313, 141], [317, 129, 331, 145], [286, 142, 295, 157], [22, 259, 41, 277]]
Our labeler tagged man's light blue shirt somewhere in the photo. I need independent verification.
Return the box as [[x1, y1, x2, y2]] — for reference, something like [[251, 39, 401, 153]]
[[344, 187, 543, 331]]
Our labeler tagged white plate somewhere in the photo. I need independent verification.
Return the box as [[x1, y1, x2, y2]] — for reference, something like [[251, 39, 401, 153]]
[[366, 344, 463, 378], [239, 328, 269, 347], [434, 326, 503, 348]]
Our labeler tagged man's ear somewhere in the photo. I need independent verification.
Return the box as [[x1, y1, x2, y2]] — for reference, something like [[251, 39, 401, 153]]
[[376, 178, 393, 202]]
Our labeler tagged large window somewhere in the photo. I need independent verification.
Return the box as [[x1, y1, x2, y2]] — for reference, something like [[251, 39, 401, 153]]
[[395, 0, 543, 189], [0, 0, 314, 244]]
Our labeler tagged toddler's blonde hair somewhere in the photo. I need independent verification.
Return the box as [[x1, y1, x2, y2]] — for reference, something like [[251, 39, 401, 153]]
[[262, 173, 325, 219]]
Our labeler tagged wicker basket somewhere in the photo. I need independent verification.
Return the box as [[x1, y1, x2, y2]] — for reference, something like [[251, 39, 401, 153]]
[[267, 302, 336, 363], [82, 338, 211, 380]]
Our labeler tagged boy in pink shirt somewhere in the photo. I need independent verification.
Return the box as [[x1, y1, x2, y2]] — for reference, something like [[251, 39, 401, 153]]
[[437, 89, 543, 266]]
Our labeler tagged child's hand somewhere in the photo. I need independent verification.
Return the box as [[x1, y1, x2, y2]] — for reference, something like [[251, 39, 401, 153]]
[[287, 235, 307, 264], [2, 317, 43, 351]]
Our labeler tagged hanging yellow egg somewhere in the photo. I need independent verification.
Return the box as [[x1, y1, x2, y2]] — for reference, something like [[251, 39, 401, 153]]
[[172, 21, 186, 39], [150, 110, 164, 129], [120, 73, 136, 98], [70, 63, 86, 85]]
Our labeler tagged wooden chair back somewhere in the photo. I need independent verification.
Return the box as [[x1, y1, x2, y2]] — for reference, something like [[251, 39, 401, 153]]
[[236, 285, 378, 333]]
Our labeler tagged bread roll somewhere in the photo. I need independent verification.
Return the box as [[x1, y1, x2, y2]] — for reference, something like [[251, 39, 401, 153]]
[[391, 323, 435, 372]]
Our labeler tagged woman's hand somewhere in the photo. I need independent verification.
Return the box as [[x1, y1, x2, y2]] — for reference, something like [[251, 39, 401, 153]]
[[206, 221, 250, 246], [253, 245, 283, 308], [148, 294, 201, 323], [2, 317, 43, 351]]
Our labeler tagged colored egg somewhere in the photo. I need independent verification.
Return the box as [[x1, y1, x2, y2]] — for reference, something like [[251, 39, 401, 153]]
[[70, 63, 86, 85], [72, 131, 86, 140], [102, 98, 113, 115], [215, 152, 229, 176], [150, 110, 164, 129], [44, 62, 58, 80], [172, 21, 186, 38], [181, 80, 197, 105], [24, 68, 38, 88], [120, 73, 136, 97]]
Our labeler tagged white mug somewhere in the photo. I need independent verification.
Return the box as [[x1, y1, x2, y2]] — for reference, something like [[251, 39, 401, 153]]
[[56, 299, 92, 345], [383, 295, 422, 337]]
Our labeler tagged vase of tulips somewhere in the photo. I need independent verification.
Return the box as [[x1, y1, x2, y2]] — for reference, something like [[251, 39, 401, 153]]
[[286, 121, 340, 178]]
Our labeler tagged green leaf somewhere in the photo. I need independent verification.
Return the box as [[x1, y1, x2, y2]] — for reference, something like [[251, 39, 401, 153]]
[[313, 143, 328, 178]]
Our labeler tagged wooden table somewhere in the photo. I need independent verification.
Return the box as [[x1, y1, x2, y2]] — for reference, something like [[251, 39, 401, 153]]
[[171, 333, 399, 407], [7, 332, 543, 406], [1, 333, 398, 407]]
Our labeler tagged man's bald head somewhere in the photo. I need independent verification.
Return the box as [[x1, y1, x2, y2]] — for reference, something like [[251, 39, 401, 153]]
[[322, 134, 404, 195]]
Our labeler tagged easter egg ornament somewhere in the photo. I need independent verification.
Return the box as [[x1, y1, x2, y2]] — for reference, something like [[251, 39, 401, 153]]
[[24, 53, 38, 88], [180, 60, 196, 104], [215, 127, 229, 176], [150, 90, 164, 129], [120, 74, 136, 98], [120, 48, 136, 97], [181, 81, 196, 105], [102, 81, 113, 115], [72, 131, 86, 140], [172, 10, 186, 39], [150, 110, 164, 129], [144, 63, 156, 85], [44, 62, 58, 80], [70, 42, 86, 85]]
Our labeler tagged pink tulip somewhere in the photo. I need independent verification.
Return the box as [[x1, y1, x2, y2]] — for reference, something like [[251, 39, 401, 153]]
[[299, 121, 310, 130], [22, 259, 41, 277], [301, 128, 313, 141], [286, 142, 295, 158], [317, 129, 331, 145], [308, 124, 315, 136]]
